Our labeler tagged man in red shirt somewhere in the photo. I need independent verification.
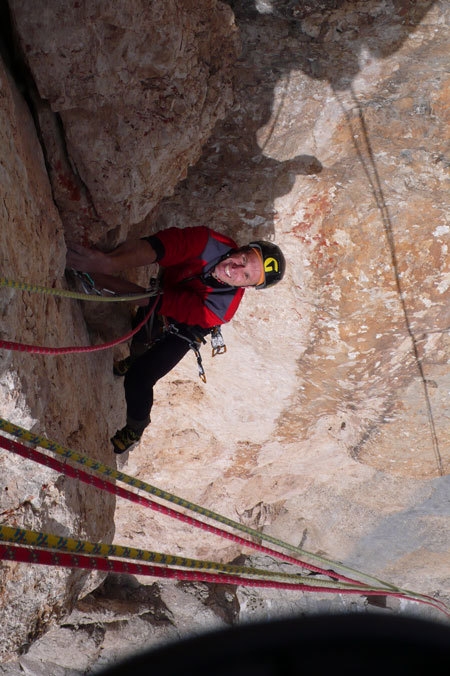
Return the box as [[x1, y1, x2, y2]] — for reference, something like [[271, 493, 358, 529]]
[[67, 226, 285, 453]]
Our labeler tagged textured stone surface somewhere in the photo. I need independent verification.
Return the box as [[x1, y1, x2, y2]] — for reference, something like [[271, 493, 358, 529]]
[[0, 44, 117, 660], [9, 0, 240, 232], [112, 0, 450, 643], [1, 0, 450, 672]]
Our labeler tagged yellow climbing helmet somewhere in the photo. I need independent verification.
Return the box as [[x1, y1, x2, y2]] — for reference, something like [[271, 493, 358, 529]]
[[250, 241, 286, 289]]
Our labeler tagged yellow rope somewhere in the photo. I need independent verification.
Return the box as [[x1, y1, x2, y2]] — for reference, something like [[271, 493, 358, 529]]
[[0, 417, 425, 596], [0, 277, 156, 302], [0, 525, 366, 589]]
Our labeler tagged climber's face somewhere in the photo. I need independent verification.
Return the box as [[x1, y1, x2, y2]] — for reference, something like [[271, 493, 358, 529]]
[[212, 248, 263, 287]]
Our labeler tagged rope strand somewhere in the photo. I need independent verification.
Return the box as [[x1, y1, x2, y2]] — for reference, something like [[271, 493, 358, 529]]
[[0, 293, 160, 354], [0, 524, 372, 589], [0, 417, 396, 587], [4, 541, 435, 599], [0, 276, 158, 303], [0, 433, 364, 585], [1, 418, 448, 617]]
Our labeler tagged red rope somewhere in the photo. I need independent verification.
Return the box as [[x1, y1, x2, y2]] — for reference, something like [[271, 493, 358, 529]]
[[1, 542, 435, 601], [0, 294, 160, 354], [0, 434, 362, 585], [1, 434, 449, 615]]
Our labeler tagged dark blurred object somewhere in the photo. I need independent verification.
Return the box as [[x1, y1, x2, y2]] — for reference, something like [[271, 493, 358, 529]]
[[99, 612, 450, 675]]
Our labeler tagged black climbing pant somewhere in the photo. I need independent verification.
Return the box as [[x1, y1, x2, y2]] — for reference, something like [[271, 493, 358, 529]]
[[124, 331, 191, 425], [123, 305, 208, 429]]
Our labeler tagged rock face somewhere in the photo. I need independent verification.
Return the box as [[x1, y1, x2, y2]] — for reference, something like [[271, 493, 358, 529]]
[[9, 0, 240, 236], [0, 42, 118, 659], [1, 0, 450, 672], [0, 0, 240, 662]]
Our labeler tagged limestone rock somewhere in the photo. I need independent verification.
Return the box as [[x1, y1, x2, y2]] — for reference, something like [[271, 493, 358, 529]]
[[9, 0, 240, 231], [1, 0, 450, 672], [0, 50, 117, 660], [112, 0, 450, 639]]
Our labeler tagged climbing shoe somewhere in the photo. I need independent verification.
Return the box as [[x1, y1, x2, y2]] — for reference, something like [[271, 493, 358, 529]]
[[111, 424, 142, 454], [113, 356, 134, 377]]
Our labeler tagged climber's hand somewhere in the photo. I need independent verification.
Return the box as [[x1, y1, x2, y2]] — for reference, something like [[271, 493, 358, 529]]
[[66, 243, 110, 274]]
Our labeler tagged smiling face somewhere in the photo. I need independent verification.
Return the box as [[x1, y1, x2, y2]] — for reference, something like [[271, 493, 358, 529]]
[[212, 247, 264, 287]]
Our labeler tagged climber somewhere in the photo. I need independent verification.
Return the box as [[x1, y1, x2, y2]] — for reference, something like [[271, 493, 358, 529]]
[[66, 225, 286, 454]]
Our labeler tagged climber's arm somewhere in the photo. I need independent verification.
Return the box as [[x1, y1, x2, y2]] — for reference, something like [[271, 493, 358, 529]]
[[66, 239, 157, 275]]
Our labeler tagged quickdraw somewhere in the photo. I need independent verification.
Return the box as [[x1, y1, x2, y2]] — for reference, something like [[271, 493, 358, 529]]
[[192, 342, 207, 383], [211, 326, 226, 357], [162, 320, 208, 382], [162, 323, 227, 383]]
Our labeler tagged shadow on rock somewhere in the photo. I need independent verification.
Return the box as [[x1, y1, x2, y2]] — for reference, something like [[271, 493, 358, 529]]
[[157, 0, 436, 244]]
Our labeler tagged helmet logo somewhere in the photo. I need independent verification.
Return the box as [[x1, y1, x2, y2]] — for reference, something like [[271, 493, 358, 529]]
[[264, 257, 279, 273]]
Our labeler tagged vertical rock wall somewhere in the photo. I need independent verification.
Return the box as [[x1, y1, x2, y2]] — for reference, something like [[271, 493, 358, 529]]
[[0, 0, 449, 672], [0, 0, 240, 663], [113, 0, 450, 649], [0, 48, 119, 659], [9, 0, 240, 236]]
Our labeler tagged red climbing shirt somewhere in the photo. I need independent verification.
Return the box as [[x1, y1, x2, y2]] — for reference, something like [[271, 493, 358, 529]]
[[143, 226, 245, 329]]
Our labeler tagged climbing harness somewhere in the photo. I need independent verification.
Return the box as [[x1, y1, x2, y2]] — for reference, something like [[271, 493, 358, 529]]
[[163, 269, 228, 372], [0, 417, 449, 617], [162, 321, 227, 383]]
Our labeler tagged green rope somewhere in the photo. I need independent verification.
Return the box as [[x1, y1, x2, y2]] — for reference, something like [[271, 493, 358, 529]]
[[0, 524, 370, 590], [0, 417, 419, 596], [0, 277, 157, 303]]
